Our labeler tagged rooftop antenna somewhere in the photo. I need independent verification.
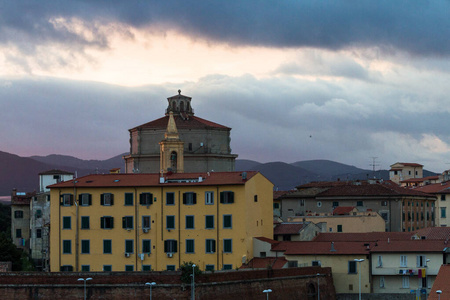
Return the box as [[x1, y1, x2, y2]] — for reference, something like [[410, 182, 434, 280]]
[[370, 157, 380, 178]]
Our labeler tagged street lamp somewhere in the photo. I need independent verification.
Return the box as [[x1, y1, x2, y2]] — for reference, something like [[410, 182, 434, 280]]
[[437, 290, 442, 300], [263, 289, 272, 300], [77, 277, 92, 300], [145, 282, 156, 300], [317, 273, 320, 300], [354, 259, 365, 300], [191, 264, 196, 300]]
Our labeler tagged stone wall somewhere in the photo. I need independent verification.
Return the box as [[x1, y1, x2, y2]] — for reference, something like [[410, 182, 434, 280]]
[[0, 267, 335, 300]]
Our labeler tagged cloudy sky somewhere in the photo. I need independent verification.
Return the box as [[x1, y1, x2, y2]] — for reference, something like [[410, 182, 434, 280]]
[[1, 1, 450, 173]]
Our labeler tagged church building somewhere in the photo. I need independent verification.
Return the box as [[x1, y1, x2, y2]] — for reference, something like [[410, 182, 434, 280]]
[[123, 91, 238, 173]]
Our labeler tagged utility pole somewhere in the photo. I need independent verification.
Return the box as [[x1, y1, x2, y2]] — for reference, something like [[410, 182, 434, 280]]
[[370, 157, 380, 179]]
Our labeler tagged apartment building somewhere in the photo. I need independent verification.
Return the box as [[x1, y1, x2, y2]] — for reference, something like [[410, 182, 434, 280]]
[[48, 171, 273, 272]]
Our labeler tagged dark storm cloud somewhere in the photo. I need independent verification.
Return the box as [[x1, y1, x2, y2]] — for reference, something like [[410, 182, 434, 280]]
[[1, 1, 450, 57]]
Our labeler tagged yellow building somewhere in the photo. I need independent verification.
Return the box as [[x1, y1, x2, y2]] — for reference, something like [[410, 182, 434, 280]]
[[49, 171, 273, 272]]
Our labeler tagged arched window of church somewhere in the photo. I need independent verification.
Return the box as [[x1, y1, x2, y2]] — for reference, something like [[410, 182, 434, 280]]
[[172, 101, 176, 111], [170, 151, 178, 172], [180, 101, 184, 112]]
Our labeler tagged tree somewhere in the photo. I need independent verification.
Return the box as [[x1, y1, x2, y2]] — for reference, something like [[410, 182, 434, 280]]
[[0, 232, 23, 270], [180, 261, 202, 284]]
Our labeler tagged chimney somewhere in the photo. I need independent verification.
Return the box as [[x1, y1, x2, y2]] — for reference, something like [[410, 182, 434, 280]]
[[330, 242, 336, 252]]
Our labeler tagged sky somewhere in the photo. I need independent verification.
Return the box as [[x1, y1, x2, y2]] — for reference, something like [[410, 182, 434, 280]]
[[1, 1, 450, 173]]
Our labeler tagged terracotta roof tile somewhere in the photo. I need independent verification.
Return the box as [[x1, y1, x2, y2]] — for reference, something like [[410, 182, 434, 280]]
[[414, 227, 450, 240], [254, 237, 280, 245], [332, 206, 355, 215], [372, 240, 446, 252], [38, 169, 74, 175], [312, 232, 413, 242], [273, 241, 373, 255], [274, 223, 305, 235], [416, 182, 450, 194], [48, 171, 261, 188], [429, 265, 450, 300], [240, 257, 288, 269]]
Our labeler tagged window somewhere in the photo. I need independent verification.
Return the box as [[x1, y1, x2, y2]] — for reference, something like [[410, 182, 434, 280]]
[[288, 261, 298, 268], [417, 255, 427, 267], [337, 225, 343, 232], [142, 239, 151, 254], [441, 207, 446, 218], [125, 265, 134, 272], [380, 276, 385, 288], [223, 264, 233, 270], [166, 192, 175, 205], [125, 239, 134, 253], [36, 229, 42, 238], [79, 193, 92, 206], [142, 265, 152, 271], [357, 201, 363, 207], [14, 210, 23, 218], [381, 201, 388, 206], [442, 195, 446, 201], [140, 193, 153, 206], [16, 229, 22, 238], [186, 239, 195, 253], [103, 240, 112, 254], [402, 276, 410, 288], [103, 265, 112, 272], [167, 265, 176, 271], [142, 216, 151, 230], [63, 240, 71, 254], [81, 240, 90, 254], [283, 235, 291, 241], [81, 216, 90, 229], [206, 239, 216, 253], [205, 265, 215, 271], [223, 215, 232, 229], [312, 260, 321, 266], [61, 194, 74, 206], [377, 255, 383, 267], [400, 255, 408, 268], [81, 265, 90, 272], [164, 240, 177, 253], [254, 195, 258, 202], [35, 209, 42, 219], [348, 261, 357, 274], [205, 191, 214, 205], [333, 201, 339, 208], [317, 201, 322, 208], [101, 193, 114, 206], [183, 192, 197, 205], [220, 191, 234, 204], [63, 216, 71, 229], [122, 216, 133, 229], [124, 193, 133, 206], [166, 215, 175, 229], [185, 215, 194, 229], [205, 215, 214, 229], [60, 265, 74, 272], [101, 216, 114, 229], [223, 239, 232, 253]]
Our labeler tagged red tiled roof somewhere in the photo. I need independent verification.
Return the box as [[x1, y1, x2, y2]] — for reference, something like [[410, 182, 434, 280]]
[[372, 240, 446, 252], [240, 257, 288, 269], [429, 265, 450, 300], [332, 206, 355, 215], [11, 191, 36, 205], [312, 232, 413, 242], [401, 176, 440, 183], [316, 181, 434, 198], [274, 223, 305, 235], [416, 182, 450, 194], [297, 181, 353, 189], [130, 115, 230, 131], [414, 227, 450, 240], [273, 241, 373, 255], [48, 171, 261, 188], [391, 162, 424, 168], [273, 190, 293, 200]]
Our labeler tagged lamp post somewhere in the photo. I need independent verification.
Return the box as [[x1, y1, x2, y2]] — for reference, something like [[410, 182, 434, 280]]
[[263, 289, 272, 300], [437, 290, 442, 300], [354, 259, 365, 300], [145, 282, 156, 300], [77, 277, 92, 300], [317, 273, 320, 300], [191, 264, 196, 300]]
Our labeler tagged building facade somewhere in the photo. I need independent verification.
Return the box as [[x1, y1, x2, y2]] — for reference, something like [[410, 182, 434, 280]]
[[49, 171, 273, 272], [123, 91, 238, 174], [389, 163, 424, 185], [11, 189, 34, 253]]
